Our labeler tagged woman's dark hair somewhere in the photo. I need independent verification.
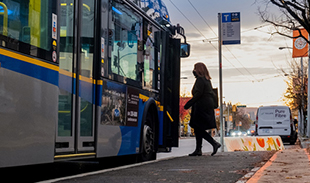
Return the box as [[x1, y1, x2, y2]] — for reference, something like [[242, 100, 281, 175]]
[[194, 62, 211, 80]]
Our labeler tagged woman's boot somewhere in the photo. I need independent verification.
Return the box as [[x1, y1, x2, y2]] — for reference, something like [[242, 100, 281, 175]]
[[189, 147, 202, 156], [211, 142, 221, 156]]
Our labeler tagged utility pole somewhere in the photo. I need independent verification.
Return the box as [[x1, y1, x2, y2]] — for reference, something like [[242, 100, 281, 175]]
[[218, 13, 224, 152], [301, 57, 304, 136], [302, 0, 310, 138], [227, 103, 230, 136], [307, 55, 310, 137], [307, 3, 310, 137]]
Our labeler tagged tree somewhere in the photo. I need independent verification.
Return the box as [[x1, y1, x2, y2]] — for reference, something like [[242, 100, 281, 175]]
[[179, 97, 191, 121], [281, 59, 308, 111], [179, 88, 192, 125], [233, 109, 252, 131], [257, 0, 310, 43], [257, 0, 309, 116]]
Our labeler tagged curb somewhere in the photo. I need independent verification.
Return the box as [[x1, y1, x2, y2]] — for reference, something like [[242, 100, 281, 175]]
[[37, 156, 181, 183], [236, 146, 310, 183], [235, 167, 261, 183], [235, 150, 280, 183], [298, 136, 310, 148]]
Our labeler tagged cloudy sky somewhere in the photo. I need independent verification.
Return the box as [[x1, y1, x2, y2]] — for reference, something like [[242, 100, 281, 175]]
[[163, 0, 297, 107]]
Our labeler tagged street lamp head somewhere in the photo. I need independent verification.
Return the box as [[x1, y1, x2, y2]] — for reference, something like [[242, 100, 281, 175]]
[[279, 47, 293, 50]]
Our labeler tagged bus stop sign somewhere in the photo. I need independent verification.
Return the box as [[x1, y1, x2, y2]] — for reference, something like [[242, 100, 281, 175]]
[[221, 12, 240, 45]]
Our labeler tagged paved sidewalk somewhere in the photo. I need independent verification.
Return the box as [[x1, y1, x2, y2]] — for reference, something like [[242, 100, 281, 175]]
[[246, 146, 310, 183], [47, 151, 274, 183]]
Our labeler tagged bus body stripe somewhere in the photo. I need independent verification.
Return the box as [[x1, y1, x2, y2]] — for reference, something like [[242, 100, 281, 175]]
[[54, 153, 96, 159], [0, 53, 58, 86], [0, 48, 58, 71], [139, 94, 163, 111]]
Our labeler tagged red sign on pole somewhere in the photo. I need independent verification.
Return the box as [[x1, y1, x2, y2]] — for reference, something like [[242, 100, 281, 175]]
[[293, 29, 308, 58]]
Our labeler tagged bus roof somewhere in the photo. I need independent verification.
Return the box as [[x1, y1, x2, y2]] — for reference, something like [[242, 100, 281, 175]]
[[129, 0, 170, 23]]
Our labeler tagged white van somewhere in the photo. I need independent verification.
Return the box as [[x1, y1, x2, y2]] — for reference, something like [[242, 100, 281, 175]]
[[256, 106, 297, 144]]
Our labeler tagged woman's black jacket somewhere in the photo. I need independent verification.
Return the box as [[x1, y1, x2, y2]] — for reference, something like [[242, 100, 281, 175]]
[[184, 76, 216, 130]]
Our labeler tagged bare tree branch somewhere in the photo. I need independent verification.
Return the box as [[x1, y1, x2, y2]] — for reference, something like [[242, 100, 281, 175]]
[[258, 0, 310, 44]]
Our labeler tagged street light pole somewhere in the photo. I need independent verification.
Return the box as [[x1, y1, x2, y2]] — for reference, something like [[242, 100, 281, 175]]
[[308, 32, 310, 137], [301, 57, 304, 136], [307, 55, 310, 137]]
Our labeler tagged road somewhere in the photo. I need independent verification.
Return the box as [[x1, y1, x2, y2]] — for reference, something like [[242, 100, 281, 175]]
[[3, 137, 292, 182], [51, 138, 280, 183], [3, 138, 212, 182]]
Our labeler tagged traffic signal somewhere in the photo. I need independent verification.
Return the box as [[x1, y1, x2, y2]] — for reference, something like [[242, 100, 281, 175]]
[[232, 105, 237, 112]]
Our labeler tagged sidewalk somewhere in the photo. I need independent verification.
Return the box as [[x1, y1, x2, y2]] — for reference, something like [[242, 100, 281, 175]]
[[45, 151, 275, 183], [242, 145, 310, 183], [40, 139, 310, 183]]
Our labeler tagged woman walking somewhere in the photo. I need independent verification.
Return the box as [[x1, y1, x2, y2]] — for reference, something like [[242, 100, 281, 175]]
[[184, 62, 221, 156]]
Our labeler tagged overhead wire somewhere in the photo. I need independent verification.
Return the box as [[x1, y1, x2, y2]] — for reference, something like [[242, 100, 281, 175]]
[[202, 24, 273, 42], [270, 58, 286, 79], [187, 0, 260, 82], [181, 74, 282, 84], [168, 0, 254, 82], [167, 0, 208, 41], [187, 0, 216, 36], [224, 46, 260, 82]]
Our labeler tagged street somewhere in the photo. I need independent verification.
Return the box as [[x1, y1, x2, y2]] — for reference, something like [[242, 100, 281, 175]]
[[49, 138, 278, 183], [2, 138, 215, 182], [1, 137, 294, 182]]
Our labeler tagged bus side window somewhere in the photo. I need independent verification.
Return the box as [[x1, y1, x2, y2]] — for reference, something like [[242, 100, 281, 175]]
[[143, 22, 157, 89], [0, 0, 52, 60], [109, 2, 142, 83]]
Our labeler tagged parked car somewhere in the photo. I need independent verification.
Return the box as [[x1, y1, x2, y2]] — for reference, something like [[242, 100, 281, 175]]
[[256, 106, 297, 144], [247, 124, 256, 136]]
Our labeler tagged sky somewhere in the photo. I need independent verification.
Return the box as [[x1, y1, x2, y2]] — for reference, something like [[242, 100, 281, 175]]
[[163, 0, 298, 107]]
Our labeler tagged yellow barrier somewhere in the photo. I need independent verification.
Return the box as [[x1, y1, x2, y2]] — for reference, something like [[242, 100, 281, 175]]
[[224, 136, 285, 152]]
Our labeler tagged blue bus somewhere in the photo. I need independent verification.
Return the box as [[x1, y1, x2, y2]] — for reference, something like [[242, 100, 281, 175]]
[[0, 0, 189, 167]]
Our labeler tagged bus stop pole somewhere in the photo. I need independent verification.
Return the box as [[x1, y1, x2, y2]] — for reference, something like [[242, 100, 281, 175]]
[[218, 13, 224, 152]]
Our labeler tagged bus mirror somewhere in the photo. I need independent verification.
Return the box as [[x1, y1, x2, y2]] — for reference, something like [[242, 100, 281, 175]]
[[180, 43, 190, 58]]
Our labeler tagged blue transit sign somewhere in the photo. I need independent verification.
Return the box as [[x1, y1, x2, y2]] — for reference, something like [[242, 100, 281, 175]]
[[221, 12, 240, 45]]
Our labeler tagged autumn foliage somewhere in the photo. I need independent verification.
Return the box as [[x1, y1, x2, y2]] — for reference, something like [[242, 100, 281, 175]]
[[179, 97, 191, 120]]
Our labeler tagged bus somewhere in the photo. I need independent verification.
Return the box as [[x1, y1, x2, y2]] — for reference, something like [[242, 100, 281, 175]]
[[0, 0, 190, 168]]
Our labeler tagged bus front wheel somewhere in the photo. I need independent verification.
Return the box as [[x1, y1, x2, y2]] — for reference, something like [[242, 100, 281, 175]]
[[139, 111, 157, 162]]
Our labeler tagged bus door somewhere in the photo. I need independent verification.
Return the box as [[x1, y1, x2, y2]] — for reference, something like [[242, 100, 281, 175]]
[[161, 31, 181, 148], [56, 0, 96, 156]]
